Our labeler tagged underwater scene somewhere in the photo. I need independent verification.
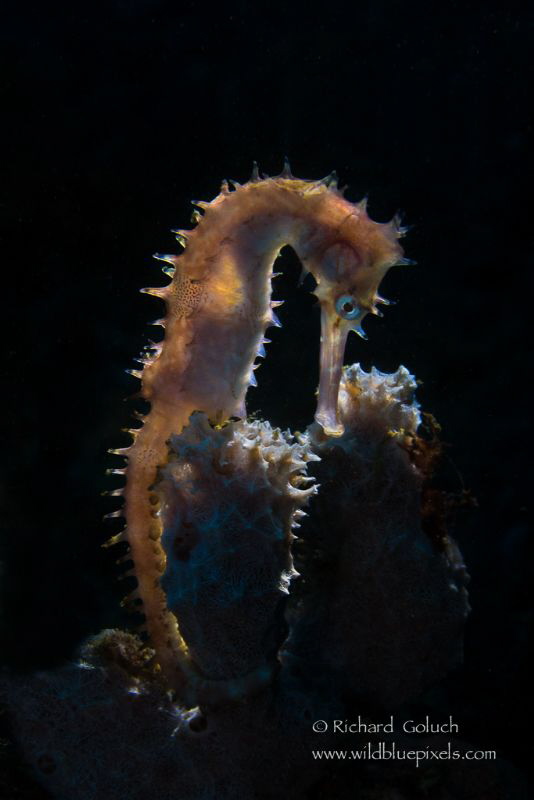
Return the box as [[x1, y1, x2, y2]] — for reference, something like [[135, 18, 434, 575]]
[[1, 2, 530, 798]]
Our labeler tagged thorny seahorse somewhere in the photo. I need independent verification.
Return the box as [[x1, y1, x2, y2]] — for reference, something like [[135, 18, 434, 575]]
[[106, 160, 408, 699]]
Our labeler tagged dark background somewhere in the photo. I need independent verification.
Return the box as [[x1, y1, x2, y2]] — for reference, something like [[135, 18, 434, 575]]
[[1, 0, 531, 788]]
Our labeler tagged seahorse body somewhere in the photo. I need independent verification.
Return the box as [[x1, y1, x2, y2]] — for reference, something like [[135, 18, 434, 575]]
[[112, 163, 405, 692]]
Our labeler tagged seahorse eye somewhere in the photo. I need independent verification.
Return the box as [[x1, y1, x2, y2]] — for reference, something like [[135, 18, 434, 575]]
[[335, 294, 361, 320]]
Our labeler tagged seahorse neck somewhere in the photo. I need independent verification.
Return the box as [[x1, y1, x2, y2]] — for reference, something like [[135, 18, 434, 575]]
[[158, 189, 316, 425]]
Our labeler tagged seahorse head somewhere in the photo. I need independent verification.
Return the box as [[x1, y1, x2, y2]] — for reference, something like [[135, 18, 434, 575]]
[[294, 188, 408, 436]]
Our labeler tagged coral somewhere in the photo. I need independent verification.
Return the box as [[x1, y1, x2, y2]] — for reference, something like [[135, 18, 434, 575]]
[[286, 365, 470, 707], [2, 363, 474, 799], [155, 413, 318, 701], [2, 660, 331, 800]]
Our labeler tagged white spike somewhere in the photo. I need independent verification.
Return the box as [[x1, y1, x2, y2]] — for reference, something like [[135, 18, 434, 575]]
[[152, 253, 176, 264], [295, 476, 315, 486], [280, 156, 293, 178], [140, 286, 168, 299], [171, 229, 189, 248], [102, 532, 125, 548], [319, 169, 338, 188], [376, 295, 394, 306]]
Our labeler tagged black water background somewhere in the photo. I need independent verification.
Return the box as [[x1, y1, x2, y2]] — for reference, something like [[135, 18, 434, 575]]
[[0, 0, 531, 783]]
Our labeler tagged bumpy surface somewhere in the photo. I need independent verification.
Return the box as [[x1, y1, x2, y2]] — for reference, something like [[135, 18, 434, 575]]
[[1, 655, 326, 800], [287, 365, 470, 706], [155, 413, 318, 699], [2, 365, 477, 799], [3, 653, 515, 800]]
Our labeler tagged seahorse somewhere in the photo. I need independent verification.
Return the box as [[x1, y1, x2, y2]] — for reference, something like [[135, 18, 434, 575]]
[[107, 160, 407, 697]]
